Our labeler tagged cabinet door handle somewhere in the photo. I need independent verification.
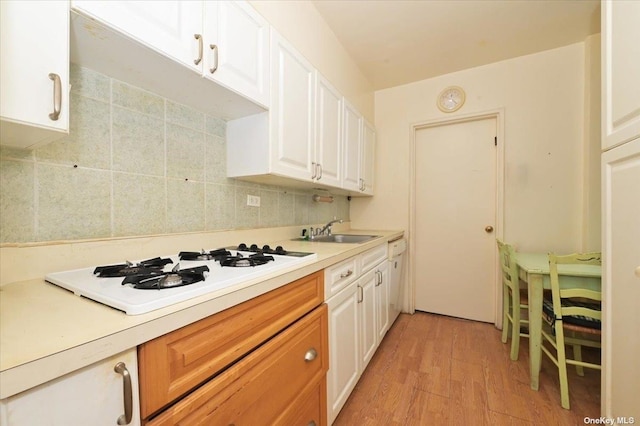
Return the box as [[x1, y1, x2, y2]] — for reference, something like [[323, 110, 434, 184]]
[[311, 162, 317, 179], [194, 34, 203, 65], [375, 271, 382, 286], [114, 362, 133, 425], [340, 269, 353, 279], [304, 348, 318, 362], [317, 163, 323, 180], [308, 421, 317, 426], [209, 44, 218, 74], [357, 285, 363, 303], [48, 73, 61, 121]]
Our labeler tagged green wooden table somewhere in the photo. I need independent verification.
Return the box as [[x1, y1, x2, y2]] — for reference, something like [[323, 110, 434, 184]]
[[515, 252, 602, 390]]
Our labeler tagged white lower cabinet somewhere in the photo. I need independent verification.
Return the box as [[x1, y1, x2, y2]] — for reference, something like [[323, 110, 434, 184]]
[[326, 244, 390, 424], [0, 349, 140, 426], [326, 282, 360, 425]]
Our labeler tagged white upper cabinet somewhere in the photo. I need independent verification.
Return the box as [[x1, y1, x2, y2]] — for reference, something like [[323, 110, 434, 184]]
[[342, 101, 375, 195], [70, 0, 268, 116], [0, 0, 69, 149], [71, 1, 201, 70], [602, 0, 640, 150], [342, 100, 362, 192], [269, 30, 316, 181], [226, 29, 374, 195], [315, 74, 343, 188], [204, 1, 270, 107]]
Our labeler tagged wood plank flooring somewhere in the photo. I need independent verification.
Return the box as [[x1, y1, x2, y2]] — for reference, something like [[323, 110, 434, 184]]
[[333, 312, 600, 425]]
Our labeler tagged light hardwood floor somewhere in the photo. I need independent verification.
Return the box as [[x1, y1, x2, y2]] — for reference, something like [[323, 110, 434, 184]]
[[333, 312, 600, 425]]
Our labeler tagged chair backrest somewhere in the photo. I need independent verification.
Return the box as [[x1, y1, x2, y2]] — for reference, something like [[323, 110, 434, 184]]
[[548, 252, 602, 322], [497, 239, 519, 293]]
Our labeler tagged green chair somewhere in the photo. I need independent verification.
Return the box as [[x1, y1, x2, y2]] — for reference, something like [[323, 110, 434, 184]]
[[497, 239, 529, 360], [541, 252, 602, 410]]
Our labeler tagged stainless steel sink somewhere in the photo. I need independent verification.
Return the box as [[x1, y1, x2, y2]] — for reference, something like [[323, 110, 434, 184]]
[[308, 234, 379, 243]]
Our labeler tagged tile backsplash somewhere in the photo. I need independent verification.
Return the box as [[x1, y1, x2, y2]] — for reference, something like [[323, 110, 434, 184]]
[[0, 65, 349, 243]]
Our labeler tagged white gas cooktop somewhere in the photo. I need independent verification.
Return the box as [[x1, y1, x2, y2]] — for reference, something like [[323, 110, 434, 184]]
[[45, 249, 317, 315]]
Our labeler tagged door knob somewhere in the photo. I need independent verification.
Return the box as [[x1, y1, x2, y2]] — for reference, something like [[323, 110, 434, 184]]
[[485, 226, 494, 233]]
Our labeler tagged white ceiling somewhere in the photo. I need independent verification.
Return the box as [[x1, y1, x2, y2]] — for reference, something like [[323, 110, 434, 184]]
[[312, 0, 601, 90]]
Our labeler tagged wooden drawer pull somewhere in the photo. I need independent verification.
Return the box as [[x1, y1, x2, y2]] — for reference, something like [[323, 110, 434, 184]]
[[304, 348, 318, 362]]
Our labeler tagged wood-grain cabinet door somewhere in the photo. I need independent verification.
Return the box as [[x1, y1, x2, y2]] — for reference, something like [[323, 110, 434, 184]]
[[147, 304, 329, 426], [138, 271, 324, 418]]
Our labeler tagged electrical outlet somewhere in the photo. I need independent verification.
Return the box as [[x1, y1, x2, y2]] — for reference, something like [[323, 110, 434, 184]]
[[247, 195, 261, 207]]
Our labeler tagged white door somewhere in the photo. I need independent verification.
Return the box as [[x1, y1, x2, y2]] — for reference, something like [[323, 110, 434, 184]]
[[71, 1, 201, 71], [203, 1, 269, 107], [342, 100, 362, 191], [359, 270, 377, 371], [315, 73, 343, 187], [269, 30, 316, 181], [414, 117, 497, 322]]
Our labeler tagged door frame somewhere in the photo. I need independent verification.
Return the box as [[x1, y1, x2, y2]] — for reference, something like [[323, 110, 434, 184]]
[[408, 108, 505, 328]]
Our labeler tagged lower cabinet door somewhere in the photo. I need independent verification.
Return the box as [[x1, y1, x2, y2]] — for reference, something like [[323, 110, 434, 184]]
[[326, 282, 360, 424], [0, 349, 140, 426], [147, 304, 328, 426]]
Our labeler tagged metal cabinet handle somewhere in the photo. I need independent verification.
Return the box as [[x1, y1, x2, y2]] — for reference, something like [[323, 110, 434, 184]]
[[317, 163, 323, 180], [194, 34, 203, 65], [311, 162, 317, 179], [375, 271, 382, 286], [308, 421, 317, 426], [114, 362, 133, 425], [340, 269, 353, 279], [304, 348, 318, 362], [209, 44, 218, 74], [357, 285, 363, 303], [48, 73, 61, 121]]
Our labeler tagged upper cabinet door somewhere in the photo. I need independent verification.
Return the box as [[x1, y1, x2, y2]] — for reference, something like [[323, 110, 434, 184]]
[[0, 0, 69, 149], [269, 30, 316, 181], [204, 1, 270, 107], [315, 74, 343, 188], [602, 0, 640, 150], [71, 0, 202, 72], [361, 120, 376, 195], [342, 100, 362, 192]]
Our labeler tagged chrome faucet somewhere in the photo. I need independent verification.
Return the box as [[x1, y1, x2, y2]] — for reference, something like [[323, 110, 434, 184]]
[[318, 218, 343, 236]]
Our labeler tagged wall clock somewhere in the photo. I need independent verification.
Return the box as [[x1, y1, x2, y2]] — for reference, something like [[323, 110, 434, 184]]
[[437, 86, 466, 112]]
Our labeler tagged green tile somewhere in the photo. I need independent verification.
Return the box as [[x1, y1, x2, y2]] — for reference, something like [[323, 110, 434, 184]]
[[112, 80, 164, 118], [0, 146, 33, 160], [166, 100, 205, 131], [36, 163, 111, 241], [112, 106, 164, 176], [205, 183, 235, 230], [167, 179, 204, 233], [235, 186, 259, 229], [205, 133, 231, 184], [166, 123, 205, 181], [278, 191, 295, 226], [259, 189, 279, 227], [0, 160, 35, 242], [205, 115, 226, 137], [36, 95, 111, 169], [70, 64, 110, 101], [113, 172, 166, 237], [295, 193, 310, 225]]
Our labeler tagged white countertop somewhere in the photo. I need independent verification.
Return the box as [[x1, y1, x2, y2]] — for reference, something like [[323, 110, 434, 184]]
[[0, 229, 403, 399]]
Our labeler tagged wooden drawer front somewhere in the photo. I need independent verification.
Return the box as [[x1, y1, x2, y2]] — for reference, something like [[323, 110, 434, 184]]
[[360, 244, 388, 274], [138, 271, 324, 418], [324, 256, 358, 299], [147, 304, 329, 426], [278, 377, 326, 426]]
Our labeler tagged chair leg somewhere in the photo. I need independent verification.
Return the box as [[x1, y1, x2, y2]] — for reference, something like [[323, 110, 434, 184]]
[[502, 285, 510, 344], [510, 297, 520, 361], [573, 344, 585, 376], [556, 327, 571, 409]]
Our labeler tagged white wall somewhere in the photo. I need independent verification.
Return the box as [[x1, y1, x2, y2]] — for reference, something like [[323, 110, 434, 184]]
[[352, 42, 595, 254], [248, 0, 374, 122]]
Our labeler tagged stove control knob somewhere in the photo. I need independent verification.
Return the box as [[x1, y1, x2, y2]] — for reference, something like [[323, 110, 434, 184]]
[[275, 245, 286, 254], [238, 243, 248, 251], [250, 244, 259, 251], [262, 245, 271, 252]]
